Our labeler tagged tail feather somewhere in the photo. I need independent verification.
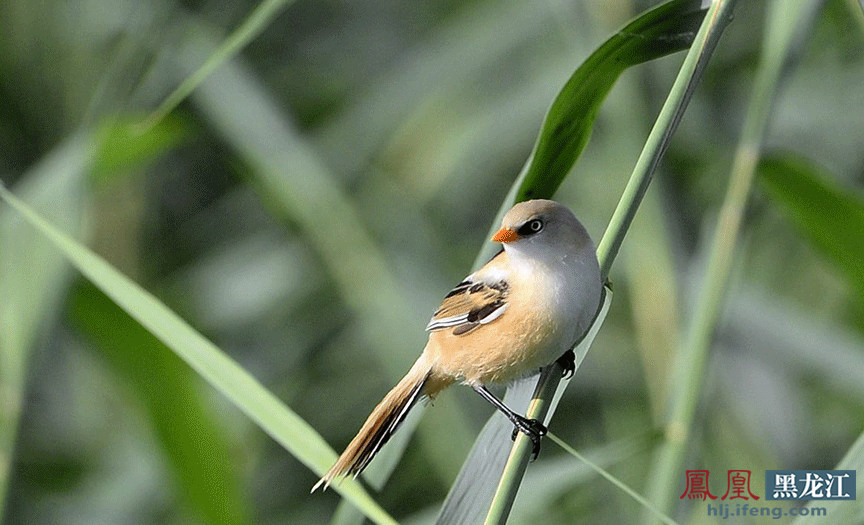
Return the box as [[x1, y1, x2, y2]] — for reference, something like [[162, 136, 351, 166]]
[[312, 360, 432, 492]]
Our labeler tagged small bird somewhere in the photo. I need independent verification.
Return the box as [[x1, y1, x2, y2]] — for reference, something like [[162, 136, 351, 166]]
[[313, 199, 602, 491]]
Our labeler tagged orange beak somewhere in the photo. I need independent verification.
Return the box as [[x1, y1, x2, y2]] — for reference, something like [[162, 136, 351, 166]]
[[491, 227, 520, 243]]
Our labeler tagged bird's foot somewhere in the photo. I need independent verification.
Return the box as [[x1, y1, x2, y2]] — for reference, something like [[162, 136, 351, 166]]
[[556, 349, 576, 379], [509, 414, 547, 460]]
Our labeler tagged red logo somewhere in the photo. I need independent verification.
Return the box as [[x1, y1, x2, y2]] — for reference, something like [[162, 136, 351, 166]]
[[681, 470, 761, 501], [680, 470, 717, 500], [721, 470, 759, 500]]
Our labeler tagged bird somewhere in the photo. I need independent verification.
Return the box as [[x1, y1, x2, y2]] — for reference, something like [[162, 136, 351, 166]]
[[313, 199, 603, 491]]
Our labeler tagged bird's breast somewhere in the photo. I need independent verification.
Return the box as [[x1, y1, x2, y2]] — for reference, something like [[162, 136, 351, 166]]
[[426, 259, 599, 386]]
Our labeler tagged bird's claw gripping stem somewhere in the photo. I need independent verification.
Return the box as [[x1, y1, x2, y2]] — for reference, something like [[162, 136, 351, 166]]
[[509, 414, 547, 460]]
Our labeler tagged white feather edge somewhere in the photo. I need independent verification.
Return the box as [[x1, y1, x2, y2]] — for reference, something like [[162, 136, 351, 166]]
[[424, 302, 508, 331]]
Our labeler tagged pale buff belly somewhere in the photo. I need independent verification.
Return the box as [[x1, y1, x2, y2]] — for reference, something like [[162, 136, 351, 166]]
[[424, 285, 566, 386]]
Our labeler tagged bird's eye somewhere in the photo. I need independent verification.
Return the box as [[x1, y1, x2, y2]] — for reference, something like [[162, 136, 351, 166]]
[[518, 219, 544, 236]]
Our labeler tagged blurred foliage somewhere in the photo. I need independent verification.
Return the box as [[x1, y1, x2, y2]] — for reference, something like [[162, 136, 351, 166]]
[[69, 281, 247, 525], [758, 153, 864, 301], [1, 0, 863, 524]]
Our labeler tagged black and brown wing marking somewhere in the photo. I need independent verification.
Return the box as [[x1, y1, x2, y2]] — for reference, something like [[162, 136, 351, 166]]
[[425, 278, 510, 335]]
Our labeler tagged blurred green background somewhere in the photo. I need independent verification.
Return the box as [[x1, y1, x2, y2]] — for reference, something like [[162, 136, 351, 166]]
[[1, 0, 863, 523]]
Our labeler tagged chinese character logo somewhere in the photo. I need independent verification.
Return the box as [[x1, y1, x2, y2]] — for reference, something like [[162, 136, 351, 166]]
[[722, 470, 759, 500], [766, 470, 856, 500], [772, 472, 798, 499], [680, 470, 717, 500]]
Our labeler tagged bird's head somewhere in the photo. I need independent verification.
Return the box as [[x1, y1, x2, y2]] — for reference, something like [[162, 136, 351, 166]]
[[491, 199, 594, 263]]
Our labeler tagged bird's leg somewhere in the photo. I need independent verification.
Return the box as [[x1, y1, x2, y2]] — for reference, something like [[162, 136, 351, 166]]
[[556, 349, 576, 379], [471, 384, 547, 459]]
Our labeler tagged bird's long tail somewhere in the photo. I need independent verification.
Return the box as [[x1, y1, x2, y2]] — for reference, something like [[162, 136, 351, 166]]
[[312, 357, 434, 492]]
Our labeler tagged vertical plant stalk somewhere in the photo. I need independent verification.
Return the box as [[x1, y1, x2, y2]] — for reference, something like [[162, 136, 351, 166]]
[[482, 2, 736, 523], [482, 350, 574, 524], [645, 0, 824, 520], [596, 0, 736, 280]]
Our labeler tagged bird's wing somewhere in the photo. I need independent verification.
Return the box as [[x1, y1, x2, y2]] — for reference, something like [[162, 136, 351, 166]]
[[425, 271, 510, 336]]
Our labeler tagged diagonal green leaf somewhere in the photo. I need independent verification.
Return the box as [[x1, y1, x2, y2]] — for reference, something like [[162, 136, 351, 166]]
[[93, 116, 191, 184], [476, 0, 710, 267], [515, 0, 709, 203], [0, 184, 397, 525], [844, 0, 864, 34], [143, 0, 296, 130], [546, 433, 678, 525], [69, 282, 249, 525], [442, 1, 716, 522], [1, 125, 202, 521], [182, 15, 474, 489], [0, 135, 92, 520], [758, 152, 864, 300], [793, 429, 864, 525]]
